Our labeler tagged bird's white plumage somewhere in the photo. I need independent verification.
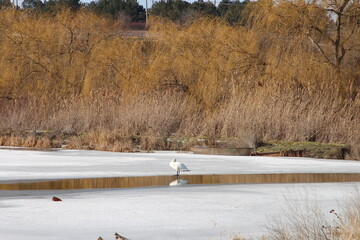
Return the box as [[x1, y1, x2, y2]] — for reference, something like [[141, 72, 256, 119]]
[[169, 158, 190, 173]]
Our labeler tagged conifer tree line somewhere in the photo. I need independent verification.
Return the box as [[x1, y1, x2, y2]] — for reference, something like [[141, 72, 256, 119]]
[[0, 0, 250, 24]]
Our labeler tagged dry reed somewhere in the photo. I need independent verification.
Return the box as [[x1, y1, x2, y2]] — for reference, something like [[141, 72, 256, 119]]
[[0, 8, 359, 156], [257, 193, 360, 240]]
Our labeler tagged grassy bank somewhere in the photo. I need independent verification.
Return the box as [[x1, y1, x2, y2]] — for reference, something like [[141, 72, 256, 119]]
[[255, 141, 360, 160], [0, 132, 359, 160]]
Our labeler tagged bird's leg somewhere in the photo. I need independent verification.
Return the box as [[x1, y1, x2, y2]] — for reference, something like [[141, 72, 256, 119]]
[[177, 171, 179, 179]]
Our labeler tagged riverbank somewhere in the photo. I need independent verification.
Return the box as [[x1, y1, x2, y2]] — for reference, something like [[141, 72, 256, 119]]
[[0, 134, 359, 160]]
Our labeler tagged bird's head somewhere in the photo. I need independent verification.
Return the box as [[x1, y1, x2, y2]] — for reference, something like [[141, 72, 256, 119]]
[[171, 158, 177, 162]]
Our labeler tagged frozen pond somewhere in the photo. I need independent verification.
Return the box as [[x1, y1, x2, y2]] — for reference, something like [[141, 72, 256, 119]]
[[1, 148, 360, 239], [2, 148, 360, 181], [1, 182, 359, 240]]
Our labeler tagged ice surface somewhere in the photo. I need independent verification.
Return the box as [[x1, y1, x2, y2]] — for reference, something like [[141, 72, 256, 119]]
[[0, 183, 359, 240], [1, 149, 360, 240], [1, 149, 360, 181]]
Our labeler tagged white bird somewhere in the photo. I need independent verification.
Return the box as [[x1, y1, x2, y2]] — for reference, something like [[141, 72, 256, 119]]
[[169, 158, 190, 177]]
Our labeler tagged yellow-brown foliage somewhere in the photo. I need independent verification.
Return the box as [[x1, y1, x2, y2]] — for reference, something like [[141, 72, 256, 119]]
[[0, 8, 359, 153], [35, 137, 52, 148], [257, 195, 360, 240], [23, 136, 37, 147]]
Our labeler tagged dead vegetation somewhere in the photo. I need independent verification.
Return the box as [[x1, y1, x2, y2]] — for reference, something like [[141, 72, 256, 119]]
[[260, 194, 360, 240], [0, 1, 359, 157], [233, 193, 360, 240]]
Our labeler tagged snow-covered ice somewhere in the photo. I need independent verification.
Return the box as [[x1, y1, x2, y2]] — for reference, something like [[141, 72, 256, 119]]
[[1, 149, 360, 181], [1, 148, 360, 240], [1, 183, 359, 240]]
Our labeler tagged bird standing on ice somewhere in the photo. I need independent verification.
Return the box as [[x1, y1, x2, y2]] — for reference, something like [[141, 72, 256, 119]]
[[169, 158, 190, 177]]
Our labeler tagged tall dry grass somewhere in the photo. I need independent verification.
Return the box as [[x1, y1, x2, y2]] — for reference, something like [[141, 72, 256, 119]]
[[257, 194, 360, 240], [233, 192, 360, 240], [0, 7, 359, 154]]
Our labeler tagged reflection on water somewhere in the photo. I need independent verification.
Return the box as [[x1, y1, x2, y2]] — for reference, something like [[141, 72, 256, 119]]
[[1, 173, 360, 191], [169, 179, 189, 186]]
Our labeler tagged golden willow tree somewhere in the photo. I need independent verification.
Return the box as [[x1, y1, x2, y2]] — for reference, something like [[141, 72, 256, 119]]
[[248, 0, 360, 97], [0, 10, 112, 99]]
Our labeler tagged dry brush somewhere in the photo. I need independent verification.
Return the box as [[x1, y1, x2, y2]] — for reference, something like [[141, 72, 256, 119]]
[[0, 4, 359, 155]]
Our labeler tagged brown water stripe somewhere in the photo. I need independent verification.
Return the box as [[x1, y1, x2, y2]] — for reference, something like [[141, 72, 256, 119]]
[[1, 173, 360, 190]]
